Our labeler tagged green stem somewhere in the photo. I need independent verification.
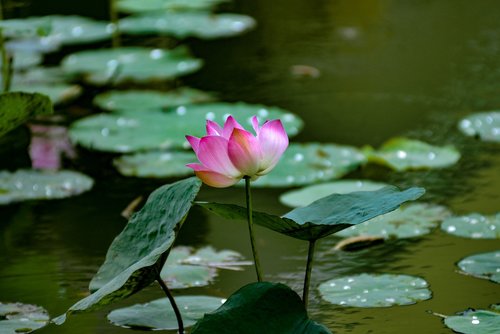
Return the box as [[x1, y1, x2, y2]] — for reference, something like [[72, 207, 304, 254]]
[[0, 28, 10, 93], [156, 274, 184, 334], [109, 0, 121, 48], [302, 239, 316, 309], [244, 176, 263, 282]]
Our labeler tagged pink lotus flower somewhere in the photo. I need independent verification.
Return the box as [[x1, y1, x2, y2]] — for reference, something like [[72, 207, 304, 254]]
[[186, 115, 289, 188]]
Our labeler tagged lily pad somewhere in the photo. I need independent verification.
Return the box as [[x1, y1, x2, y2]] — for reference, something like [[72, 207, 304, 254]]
[[0, 170, 94, 205], [318, 273, 432, 307], [191, 282, 331, 334], [444, 305, 500, 334], [117, 0, 229, 13], [441, 213, 500, 239], [114, 151, 196, 178], [69, 103, 302, 153], [336, 203, 451, 239], [4, 51, 42, 70], [12, 84, 82, 105], [120, 12, 256, 40], [458, 112, 500, 142], [0, 302, 49, 333], [457, 250, 500, 283], [93, 87, 216, 111], [280, 180, 389, 208], [61, 46, 203, 85], [366, 137, 460, 171], [250, 143, 366, 187], [108, 296, 225, 330]]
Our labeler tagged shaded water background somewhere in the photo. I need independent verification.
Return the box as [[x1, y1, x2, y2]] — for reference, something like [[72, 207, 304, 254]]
[[1, 0, 500, 333]]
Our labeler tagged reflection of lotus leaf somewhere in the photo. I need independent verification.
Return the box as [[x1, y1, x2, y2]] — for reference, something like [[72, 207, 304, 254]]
[[61, 46, 203, 85], [457, 251, 500, 283], [366, 137, 460, 171], [114, 151, 196, 178], [319, 274, 431, 307], [0, 302, 50, 334], [336, 203, 451, 239], [458, 111, 500, 142], [441, 213, 500, 239], [444, 305, 500, 334], [117, 0, 229, 13], [280, 180, 389, 208], [120, 12, 256, 39]]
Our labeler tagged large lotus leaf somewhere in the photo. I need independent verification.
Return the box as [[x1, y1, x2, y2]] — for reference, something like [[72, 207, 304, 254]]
[[117, 0, 229, 13], [114, 150, 196, 177], [53, 177, 202, 324], [0, 92, 53, 138], [0, 302, 49, 333], [12, 84, 82, 105], [198, 186, 424, 241], [318, 274, 431, 307], [0, 170, 93, 205], [250, 143, 366, 188], [120, 12, 256, 40], [69, 103, 301, 153], [458, 111, 500, 142], [336, 203, 451, 239], [444, 305, 500, 334], [0, 15, 113, 45], [457, 250, 500, 283], [108, 296, 225, 330], [61, 46, 203, 85], [280, 180, 389, 208], [94, 87, 216, 111], [441, 213, 500, 239], [366, 137, 460, 171], [191, 282, 331, 334]]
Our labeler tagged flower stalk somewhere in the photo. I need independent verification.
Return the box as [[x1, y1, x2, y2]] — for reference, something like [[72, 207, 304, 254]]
[[156, 274, 184, 334], [302, 239, 317, 309], [245, 176, 263, 282]]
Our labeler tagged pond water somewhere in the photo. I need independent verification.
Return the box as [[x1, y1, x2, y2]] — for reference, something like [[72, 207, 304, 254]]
[[1, 0, 499, 333]]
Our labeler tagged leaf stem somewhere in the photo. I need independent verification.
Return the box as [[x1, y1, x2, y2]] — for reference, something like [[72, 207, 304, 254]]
[[156, 274, 184, 334], [302, 239, 316, 309], [244, 176, 263, 282], [109, 0, 121, 48]]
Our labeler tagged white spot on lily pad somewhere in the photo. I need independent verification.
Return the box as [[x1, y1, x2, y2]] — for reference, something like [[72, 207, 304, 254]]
[[444, 305, 500, 334]]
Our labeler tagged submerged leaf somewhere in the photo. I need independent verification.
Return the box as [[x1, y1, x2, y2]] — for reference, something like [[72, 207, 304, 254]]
[[457, 250, 500, 283], [0, 302, 49, 334], [458, 111, 500, 142], [444, 305, 500, 334], [441, 213, 500, 239]]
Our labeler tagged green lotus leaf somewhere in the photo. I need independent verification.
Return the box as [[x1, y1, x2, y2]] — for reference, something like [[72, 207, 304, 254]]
[[114, 150, 196, 177], [120, 12, 256, 39], [457, 250, 500, 283], [444, 305, 500, 334], [108, 296, 225, 330], [61, 46, 203, 85], [366, 137, 460, 171], [191, 282, 331, 334], [280, 179, 389, 208], [318, 274, 431, 307], [441, 213, 500, 239], [53, 177, 202, 324], [117, 0, 229, 13], [336, 203, 451, 239], [69, 102, 302, 153], [0, 302, 49, 334], [458, 111, 500, 142], [0, 170, 93, 205], [94, 87, 216, 111]]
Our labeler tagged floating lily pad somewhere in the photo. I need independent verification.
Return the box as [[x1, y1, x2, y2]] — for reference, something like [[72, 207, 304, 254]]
[[94, 87, 216, 111], [117, 0, 229, 13], [336, 203, 451, 239], [69, 103, 302, 153], [12, 84, 82, 105], [6, 38, 61, 54], [119, 12, 256, 39], [0, 170, 94, 205], [457, 250, 500, 283], [114, 150, 196, 177], [458, 112, 500, 142], [4, 51, 42, 70], [366, 137, 460, 171], [280, 180, 389, 208], [108, 296, 225, 330], [250, 143, 366, 188], [318, 274, 432, 307], [61, 46, 203, 85], [444, 305, 500, 334], [441, 213, 500, 239], [0, 302, 49, 333]]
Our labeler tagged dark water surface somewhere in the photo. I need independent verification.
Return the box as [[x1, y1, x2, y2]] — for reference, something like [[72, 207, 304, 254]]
[[1, 0, 499, 333]]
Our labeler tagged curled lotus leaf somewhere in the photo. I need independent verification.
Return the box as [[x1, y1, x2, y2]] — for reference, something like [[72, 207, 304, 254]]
[[441, 213, 500, 239], [458, 111, 500, 142], [120, 12, 256, 40], [336, 203, 451, 239], [0, 302, 49, 333], [444, 305, 500, 334], [318, 273, 432, 307], [117, 0, 229, 13], [457, 250, 500, 283]]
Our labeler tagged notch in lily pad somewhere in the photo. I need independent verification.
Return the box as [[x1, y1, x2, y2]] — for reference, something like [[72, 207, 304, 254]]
[[442, 304, 500, 334]]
